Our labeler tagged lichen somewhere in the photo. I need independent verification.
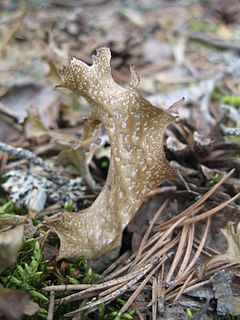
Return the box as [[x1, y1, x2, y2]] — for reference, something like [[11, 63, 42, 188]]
[[44, 47, 177, 264]]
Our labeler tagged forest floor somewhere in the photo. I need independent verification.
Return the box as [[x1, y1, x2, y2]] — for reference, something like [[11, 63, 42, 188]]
[[0, 0, 240, 319]]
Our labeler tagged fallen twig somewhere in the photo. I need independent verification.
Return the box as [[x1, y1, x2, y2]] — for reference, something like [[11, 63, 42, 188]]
[[101, 250, 130, 277], [189, 32, 240, 51], [152, 276, 157, 320], [120, 260, 165, 315], [183, 193, 240, 225], [43, 284, 91, 292], [42, 168, 239, 318], [58, 262, 153, 304], [47, 291, 55, 320], [133, 304, 145, 320], [183, 217, 210, 277], [0, 141, 68, 182], [165, 223, 189, 284], [131, 199, 169, 270], [173, 271, 194, 303], [63, 257, 161, 317], [176, 223, 195, 279], [156, 169, 235, 230]]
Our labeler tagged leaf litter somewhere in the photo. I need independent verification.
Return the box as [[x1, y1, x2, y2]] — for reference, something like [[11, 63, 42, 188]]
[[0, 0, 240, 319]]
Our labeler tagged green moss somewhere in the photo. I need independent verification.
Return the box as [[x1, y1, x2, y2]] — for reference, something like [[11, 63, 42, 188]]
[[208, 173, 220, 188], [211, 87, 240, 108], [188, 20, 219, 33], [0, 179, 133, 319], [1, 239, 52, 317], [82, 299, 134, 320], [64, 199, 74, 212], [220, 95, 240, 108], [226, 309, 240, 319], [186, 307, 200, 320]]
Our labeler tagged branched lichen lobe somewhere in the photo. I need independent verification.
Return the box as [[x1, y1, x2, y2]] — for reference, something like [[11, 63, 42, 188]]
[[46, 48, 177, 264]]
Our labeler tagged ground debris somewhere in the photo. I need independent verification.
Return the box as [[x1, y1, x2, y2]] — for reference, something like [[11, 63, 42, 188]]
[[1, 0, 240, 318], [0, 284, 30, 320], [211, 269, 240, 316], [3, 169, 87, 211], [0, 224, 25, 273]]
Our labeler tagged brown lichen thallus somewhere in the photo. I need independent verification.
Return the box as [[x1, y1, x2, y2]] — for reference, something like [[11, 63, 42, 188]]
[[45, 48, 177, 266]]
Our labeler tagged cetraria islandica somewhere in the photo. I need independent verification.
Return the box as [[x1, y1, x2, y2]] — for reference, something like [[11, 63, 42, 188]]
[[45, 47, 178, 267]]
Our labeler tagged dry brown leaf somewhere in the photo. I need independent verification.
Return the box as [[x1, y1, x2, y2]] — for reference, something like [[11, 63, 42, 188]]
[[0, 284, 29, 320], [207, 221, 240, 267], [23, 109, 50, 143], [23, 108, 97, 190], [220, 222, 240, 263], [57, 146, 96, 191], [0, 223, 25, 273], [0, 83, 61, 127]]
